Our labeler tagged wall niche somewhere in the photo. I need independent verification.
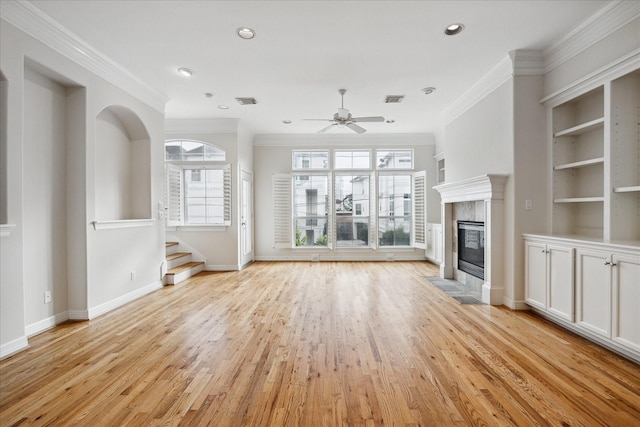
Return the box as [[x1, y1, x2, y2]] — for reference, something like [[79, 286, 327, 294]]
[[95, 106, 151, 221]]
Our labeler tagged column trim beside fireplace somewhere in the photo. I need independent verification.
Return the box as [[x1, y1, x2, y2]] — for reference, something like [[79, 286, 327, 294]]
[[434, 174, 508, 305]]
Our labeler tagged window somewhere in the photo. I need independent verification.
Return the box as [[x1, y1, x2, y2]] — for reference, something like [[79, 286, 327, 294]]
[[376, 150, 413, 169], [293, 175, 329, 246], [165, 140, 230, 227], [378, 174, 412, 246], [335, 174, 371, 247], [292, 150, 329, 170], [334, 150, 371, 170], [274, 149, 424, 249]]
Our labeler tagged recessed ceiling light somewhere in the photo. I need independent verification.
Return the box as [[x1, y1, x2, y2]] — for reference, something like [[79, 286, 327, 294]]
[[177, 67, 193, 77], [422, 87, 436, 95], [386, 119, 395, 124], [444, 23, 464, 36], [204, 93, 213, 98], [282, 120, 292, 124], [237, 27, 255, 39], [218, 105, 229, 110]]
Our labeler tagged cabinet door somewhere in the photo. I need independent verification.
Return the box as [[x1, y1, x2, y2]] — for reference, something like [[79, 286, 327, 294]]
[[433, 225, 443, 264], [576, 248, 611, 338], [525, 241, 547, 310], [547, 245, 574, 321], [611, 253, 640, 352]]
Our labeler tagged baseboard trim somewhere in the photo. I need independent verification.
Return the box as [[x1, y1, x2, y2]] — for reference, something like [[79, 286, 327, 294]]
[[87, 281, 163, 319], [254, 255, 428, 262], [205, 265, 239, 271], [68, 310, 89, 320], [25, 311, 70, 337], [0, 335, 29, 360], [502, 297, 529, 310]]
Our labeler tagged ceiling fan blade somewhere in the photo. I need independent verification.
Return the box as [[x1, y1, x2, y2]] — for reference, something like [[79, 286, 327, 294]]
[[351, 116, 385, 122], [318, 123, 337, 133], [347, 123, 366, 134]]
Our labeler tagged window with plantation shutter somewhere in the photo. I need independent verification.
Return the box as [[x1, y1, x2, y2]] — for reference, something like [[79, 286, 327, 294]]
[[164, 140, 230, 227], [273, 173, 292, 248], [166, 163, 182, 226], [413, 171, 426, 249]]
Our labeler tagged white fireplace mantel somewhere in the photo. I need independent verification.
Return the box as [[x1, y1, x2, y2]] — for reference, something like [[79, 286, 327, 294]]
[[434, 174, 508, 305]]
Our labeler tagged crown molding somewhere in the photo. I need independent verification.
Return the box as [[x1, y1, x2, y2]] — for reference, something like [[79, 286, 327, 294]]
[[510, 50, 545, 76], [253, 133, 435, 147], [543, 0, 640, 73], [0, 0, 168, 113], [443, 56, 513, 126], [165, 118, 240, 134]]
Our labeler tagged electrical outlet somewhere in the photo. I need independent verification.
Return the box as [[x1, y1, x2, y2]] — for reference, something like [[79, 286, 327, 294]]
[[44, 290, 52, 304], [130, 271, 136, 281]]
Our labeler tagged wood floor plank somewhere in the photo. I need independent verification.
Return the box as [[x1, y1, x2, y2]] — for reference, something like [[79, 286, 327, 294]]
[[1, 261, 639, 426]]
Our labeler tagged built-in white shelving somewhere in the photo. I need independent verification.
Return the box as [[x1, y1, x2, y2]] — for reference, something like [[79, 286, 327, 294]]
[[548, 68, 639, 241], [553, 117, 605, 137], [613, 186, 640, 193], [553, 157, 604, 170]]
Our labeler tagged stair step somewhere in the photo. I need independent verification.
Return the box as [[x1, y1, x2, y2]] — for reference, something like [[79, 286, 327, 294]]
[[165, 261, 205, 285], [166, 261, 204, 275], [166, 252, 191, 261], [165, 242, 179, 248]]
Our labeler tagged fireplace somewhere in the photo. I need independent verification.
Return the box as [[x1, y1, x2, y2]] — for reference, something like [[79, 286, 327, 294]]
[[457, 221, 485, 280], [433, 174, 507, 305]]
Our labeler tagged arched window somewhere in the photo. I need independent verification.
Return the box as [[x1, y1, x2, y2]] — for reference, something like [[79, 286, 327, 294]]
[[164, 140, 230, 227]]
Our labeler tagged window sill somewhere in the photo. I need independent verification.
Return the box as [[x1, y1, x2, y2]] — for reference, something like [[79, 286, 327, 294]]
[[0, 224, 16, 238], [92, 219, 155, 230], [166, 225, 228, 232]]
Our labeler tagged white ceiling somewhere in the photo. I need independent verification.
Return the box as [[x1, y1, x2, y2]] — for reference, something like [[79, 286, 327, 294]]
[[28, 0, 607, 135]]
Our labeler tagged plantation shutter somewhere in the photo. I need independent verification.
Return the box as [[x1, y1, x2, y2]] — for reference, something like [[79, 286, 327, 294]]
[[273, 173, 292, 248], [223, 165, 232, 226], [166, 163, 182, 226], [369, 171, 377, 249], [326, 173, 333, 248], [413, 170, 427, 249]]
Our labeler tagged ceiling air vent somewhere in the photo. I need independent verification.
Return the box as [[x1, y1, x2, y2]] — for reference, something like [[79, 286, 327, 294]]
[[235, 97, 257, 105], [384, 95, 404, 103]]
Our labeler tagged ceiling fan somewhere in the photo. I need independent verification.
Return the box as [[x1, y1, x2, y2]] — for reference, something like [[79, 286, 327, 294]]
[[304, 89, 384, 134]]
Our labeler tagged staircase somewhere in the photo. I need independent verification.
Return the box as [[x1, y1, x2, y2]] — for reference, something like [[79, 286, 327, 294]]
[[165, 242, 205, 285]]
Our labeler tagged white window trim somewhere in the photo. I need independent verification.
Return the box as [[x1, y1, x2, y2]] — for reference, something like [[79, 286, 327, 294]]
[[333, 149, 372, 170], [291, 150, 331, 171], [375, 148, 414, 170], [165, 163, 232, 228]]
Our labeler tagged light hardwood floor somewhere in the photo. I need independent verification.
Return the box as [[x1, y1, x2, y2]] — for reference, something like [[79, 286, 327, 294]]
[[1, 261, 639, 426]]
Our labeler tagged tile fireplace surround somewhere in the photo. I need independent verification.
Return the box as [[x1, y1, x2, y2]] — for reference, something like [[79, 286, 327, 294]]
[[434, 174, 508, 305]]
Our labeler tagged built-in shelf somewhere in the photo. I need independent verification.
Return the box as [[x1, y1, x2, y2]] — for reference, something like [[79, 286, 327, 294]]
[[0, 224, 16, 238], [554, 197, 605, 203], [554, 117, 605, 137], [554, 157, 605, 170], [613, 186, 640, 193], [92, 219, 155, 230]]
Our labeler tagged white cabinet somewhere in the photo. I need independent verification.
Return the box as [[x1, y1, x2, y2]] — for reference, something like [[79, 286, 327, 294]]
[[525, 239, 574, 321], [576, 248, 640, 353], [426, 223, 443, 265], [576, 248, 611, 337], [524, 234, 639, 362]]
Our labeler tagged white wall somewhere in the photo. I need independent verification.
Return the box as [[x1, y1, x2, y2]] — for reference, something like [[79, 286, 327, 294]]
[[1, 18, 166, 356], [95, 109, 132, 220], [253, 134, 437, 261], [23, 66, 70, 327]]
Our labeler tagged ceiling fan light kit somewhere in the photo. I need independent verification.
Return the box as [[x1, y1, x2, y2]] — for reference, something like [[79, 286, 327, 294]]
[[304, 89, 385, 134]]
